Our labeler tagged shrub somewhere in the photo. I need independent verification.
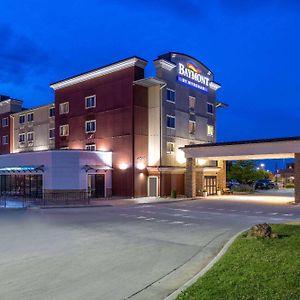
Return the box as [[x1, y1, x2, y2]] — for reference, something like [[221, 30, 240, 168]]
[[171, 190, 177, 198], [285, 184, 295, 189], [232, 184, 255, 193]]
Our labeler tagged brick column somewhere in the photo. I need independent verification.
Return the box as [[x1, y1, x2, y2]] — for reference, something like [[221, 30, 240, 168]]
[[217, 160, 226, 189], [295, 153, 300, 203], [185, 157, 196, 198]]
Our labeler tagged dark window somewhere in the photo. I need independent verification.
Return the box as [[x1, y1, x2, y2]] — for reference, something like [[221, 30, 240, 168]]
[[166, 89, 176, 103], [19, 115, 25, 124], [207, 103, 214, 114], [49, 107, 55, 117], [27, 113, 34, 122], [166, 115, 176, 129]]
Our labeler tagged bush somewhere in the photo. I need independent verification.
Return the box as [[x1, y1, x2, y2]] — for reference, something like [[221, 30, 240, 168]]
[[285, 184, 295, 189], [171, 190, 177, 198], [232, 184, 255, 193]]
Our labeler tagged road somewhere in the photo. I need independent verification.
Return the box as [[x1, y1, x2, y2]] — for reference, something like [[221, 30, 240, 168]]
[[0, 198, 299, 300]]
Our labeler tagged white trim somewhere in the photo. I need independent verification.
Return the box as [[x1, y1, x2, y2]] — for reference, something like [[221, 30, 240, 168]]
[[59, 124, 69, 137], [49, 107, 55, 118], [154, 59, 176, 71], [85, 95, 96, 109], [19, 114, 26, 124], [209, 81, 221, 91], [2, 117, 8, 128], [50, 58, 147, 90], [85, 120, 96, 133], [2, 135, 8, 145], [166, 88, 176, 103], [207, 124, 214, 137], [19, 132, 26, 143], [27, 112, 34, 122], [85, 143, 96, 151], [148, 176, 159, 197], [27, 131, 34, 142], [166, 142, 175, 154]]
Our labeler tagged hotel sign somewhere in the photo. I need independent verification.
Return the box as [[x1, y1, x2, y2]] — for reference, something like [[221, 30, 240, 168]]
[[177, 62, 210, 92]]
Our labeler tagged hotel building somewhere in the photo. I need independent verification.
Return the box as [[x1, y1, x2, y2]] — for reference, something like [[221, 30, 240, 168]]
[[0, 52, 226, 198]]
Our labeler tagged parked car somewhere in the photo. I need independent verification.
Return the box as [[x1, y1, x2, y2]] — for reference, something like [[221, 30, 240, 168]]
[[227, 179, 240, 189], [254, 179, 275, 190]]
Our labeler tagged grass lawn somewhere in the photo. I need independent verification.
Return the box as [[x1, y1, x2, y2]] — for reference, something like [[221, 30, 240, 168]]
[[177, 224, 300, 300]]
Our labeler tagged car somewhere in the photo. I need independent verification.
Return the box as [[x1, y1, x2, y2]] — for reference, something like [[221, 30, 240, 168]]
[[227, 179, 240, 189], [254, 179, 275, 190]]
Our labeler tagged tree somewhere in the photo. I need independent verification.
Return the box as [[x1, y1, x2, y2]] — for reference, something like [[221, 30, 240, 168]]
[[227, 161, 272, 184]]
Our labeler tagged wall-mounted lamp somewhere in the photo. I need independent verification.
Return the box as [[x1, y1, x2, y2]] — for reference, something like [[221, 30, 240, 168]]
[[136, 157, 146, 170], [119, 163, 129, 170]]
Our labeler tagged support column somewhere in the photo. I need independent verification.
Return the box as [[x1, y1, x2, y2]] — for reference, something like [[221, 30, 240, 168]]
[[295, 153, 300, 203], [217, 160, 226, 190], [185, 157, 196, 198]]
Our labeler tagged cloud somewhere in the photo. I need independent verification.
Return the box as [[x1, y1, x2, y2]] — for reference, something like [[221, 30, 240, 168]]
[[0, 24, 49, 84]]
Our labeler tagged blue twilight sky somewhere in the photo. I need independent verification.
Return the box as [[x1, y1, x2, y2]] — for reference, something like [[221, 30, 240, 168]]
[[1, 0, 300, 168]]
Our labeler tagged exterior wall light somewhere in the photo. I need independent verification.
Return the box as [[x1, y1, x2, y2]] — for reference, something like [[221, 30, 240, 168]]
[[119, 163, 128, 170], [136, 157, 146, 170]]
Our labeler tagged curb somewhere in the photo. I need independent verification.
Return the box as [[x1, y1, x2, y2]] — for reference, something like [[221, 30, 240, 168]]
[[164, 228, 248, 300]]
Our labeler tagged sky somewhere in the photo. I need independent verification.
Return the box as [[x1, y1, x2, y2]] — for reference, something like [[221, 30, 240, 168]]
[[1, 0, 300, 169]]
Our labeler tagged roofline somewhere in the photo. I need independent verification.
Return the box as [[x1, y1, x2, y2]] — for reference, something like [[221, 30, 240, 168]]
[[50, 56, 148, 90], [155, 52, 214, 76], [183, 136, 300, 149], [11, 102, 54, 116]]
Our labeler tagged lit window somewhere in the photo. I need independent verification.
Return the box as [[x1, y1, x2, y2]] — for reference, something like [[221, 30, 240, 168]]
[[166, 115, 176, 129], [59, 102, 69, 114], [49, 107, 55, 117], [85, 95, 96, 108], [207, 103, 214, 114], [85, 120, 96, 133], [86, 143, 96, 151], [2, 135, 8, 145], [189, 96, 196, 112], [19, 133, 26, 143], [49, 128, 55, 139], [27, 113, 34, 122], [27, 132, 34, 142], [19, 115, 26, 124], [189, 120, 196, 135], [166, 142, 175, 154], [2, 117, 8, 128], [59, 124, 69, 136], [166, 89, 176, 103], [207, 125, 214, 136]]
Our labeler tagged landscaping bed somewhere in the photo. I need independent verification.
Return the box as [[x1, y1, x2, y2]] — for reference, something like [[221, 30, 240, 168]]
[[177, 224, 300, 300]]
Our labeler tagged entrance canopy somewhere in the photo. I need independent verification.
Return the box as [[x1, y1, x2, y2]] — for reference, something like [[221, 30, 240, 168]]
[[182, 136, 300, 161]]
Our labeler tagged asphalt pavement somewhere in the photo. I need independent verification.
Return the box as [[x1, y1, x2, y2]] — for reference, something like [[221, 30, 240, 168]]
[[0, 197, 299, 300]]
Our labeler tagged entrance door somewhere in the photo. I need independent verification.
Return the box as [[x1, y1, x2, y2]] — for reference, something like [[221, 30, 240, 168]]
[[204, 176, 217, 195], [88, 174, 105, 198], [148, 176, 158, 197]]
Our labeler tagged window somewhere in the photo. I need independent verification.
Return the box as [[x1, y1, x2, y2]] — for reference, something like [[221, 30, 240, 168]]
[[59, 102, 69, 114], [189, 120, 196, 135], [27, 113, 34, 122], [86, 143, 96, 151], [85, 120, 96, 133], [19, 133, 26, 143], [2, 135, 8, 145], [207, 103, 214, 114], [166, 142, 175, 154], [85, 95, 96, 108], [49, 107, 55, 117], [166, 89, 176, 103], [27, 132, 34, 142], [189, 96, 196, 112], [166, 115, 176, 129], [49, 128, 55, 139], [19, 115, 25, 124], [207, 125, 214, 136], [59, 124, 69, 136], [2, 117, 8, 127]]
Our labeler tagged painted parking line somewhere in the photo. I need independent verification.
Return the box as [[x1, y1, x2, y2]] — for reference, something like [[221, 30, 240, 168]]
[[155, 219, 169, 223], [172, 208, 191, 212], [145, 218, 155, 221], [169, 221, 184, 225], [269, 212, 279, 215], [283, 213, 293, 217], [183, 223, 195, 226], [137, 216, 147, 219]]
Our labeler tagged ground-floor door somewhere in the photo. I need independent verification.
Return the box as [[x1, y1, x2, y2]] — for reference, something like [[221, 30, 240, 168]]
[[148, 176, 158, 197], [88, 174, 105, 198], [204, 176, 217, 195]]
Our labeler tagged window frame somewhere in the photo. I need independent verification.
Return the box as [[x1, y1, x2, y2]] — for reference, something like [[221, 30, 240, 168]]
[[166, 115, 176, 129], [166, 142, 175, 154], [189, 120, 196, 135], [189, 96, 196, 112], [2, 135, 8, 145], [85, 95, 96, 109], [49, 107, 55, 118], [85, 120, 96, 133], [207, 102, 214, 115], [27, 112, 34, 122], [27, 131, 34, 142], [59, 102, 69, 115], [59, 124, 69, 137], [49, 128, 55, 139], [207, 124, 214, 137], [85, 143, 96, 151], [19, 115, 26, 124], [2, 117, 8, 128], [166, 88, 176, 103], [19, 133, 26, 143]]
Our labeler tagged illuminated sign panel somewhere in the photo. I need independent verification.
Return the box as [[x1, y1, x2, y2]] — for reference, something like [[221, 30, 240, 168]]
[[177, 62, 210, 92]]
